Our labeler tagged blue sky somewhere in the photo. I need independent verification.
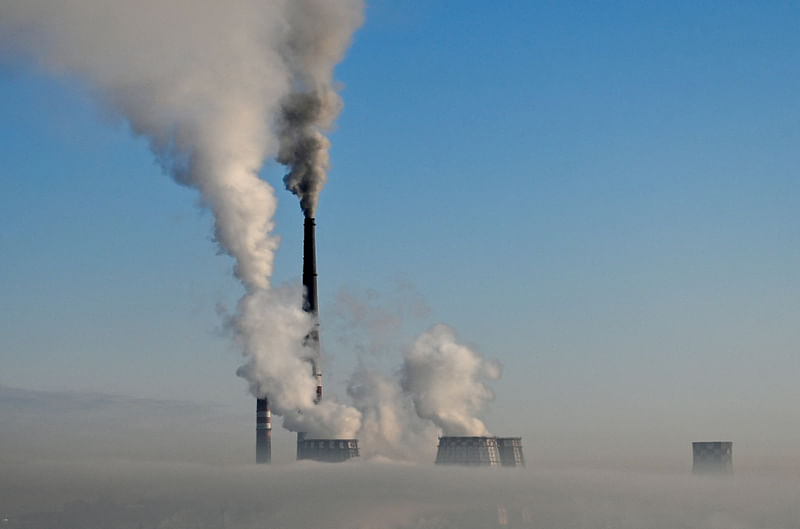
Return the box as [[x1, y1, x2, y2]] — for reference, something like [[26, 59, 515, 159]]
[[1, 2, 799, 467]]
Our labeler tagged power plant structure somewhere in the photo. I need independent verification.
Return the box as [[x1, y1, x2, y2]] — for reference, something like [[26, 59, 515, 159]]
[[435, 436, 499, 467], [295, 217, 359, 463], [297, 433, 360, 462], [301, 217, 323, 405], [692, 441, 733, 475], [254, 217, 359, 463], [435, 436, 525, 467], [497, 437, 525, 467], [435, 436, 500, 467], [255, 397, 271, 463]]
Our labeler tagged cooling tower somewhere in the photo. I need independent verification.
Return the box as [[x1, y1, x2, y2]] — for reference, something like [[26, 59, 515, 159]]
[[297, 436, 360, 462], [435, 436, 500, 467], [255, 397, 271, 463], [692, 441, 733, 474], [496, 437, 525, 468]]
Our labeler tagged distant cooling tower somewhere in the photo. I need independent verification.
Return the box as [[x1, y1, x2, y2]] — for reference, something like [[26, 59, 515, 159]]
[[692, 441, 733, 474], [496, 437, 525, 468], [435, 436, 500, 467], [297, 433, 360, 462]]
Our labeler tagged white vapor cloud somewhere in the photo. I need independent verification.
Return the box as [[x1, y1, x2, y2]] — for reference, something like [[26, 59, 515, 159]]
[[402, 324, 502, 436], [0, 0, 364, 438], [0, 2, 504, 448]]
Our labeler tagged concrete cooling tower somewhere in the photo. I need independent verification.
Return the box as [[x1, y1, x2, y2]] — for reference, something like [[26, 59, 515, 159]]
[[496, 437, 525, 468], [296, 433, 360, 462], [435, 436, 526, 468], [692, 441, 733, 474], [435, 436, 501, 466]]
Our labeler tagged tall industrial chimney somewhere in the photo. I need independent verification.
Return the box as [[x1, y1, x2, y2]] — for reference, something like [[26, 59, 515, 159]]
[[298, 217, 321, 456], [256, 218, 319, 464], [256, 396, 271, 463], [294, 217, 361, 463], [303, 217, 323, 403]]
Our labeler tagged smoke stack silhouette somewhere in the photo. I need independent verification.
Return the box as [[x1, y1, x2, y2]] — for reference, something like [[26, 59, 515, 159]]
[[303, 217, 322, 403], [297, 217, 322, 453], [256, 397, 271, 463]]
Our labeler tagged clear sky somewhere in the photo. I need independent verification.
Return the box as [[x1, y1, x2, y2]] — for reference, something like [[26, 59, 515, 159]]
[[0, 1, 798, 469]]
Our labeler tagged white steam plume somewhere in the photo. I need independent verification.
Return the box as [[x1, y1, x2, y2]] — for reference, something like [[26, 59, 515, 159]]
[[401, 324, 502, 436], [0, 1, 504, 448], [234, 286, 361, 438], [333, 288, 503, 457], [0, 0, 287, 290], [0, 0, 364, 438], [347, 367, 439, 461]]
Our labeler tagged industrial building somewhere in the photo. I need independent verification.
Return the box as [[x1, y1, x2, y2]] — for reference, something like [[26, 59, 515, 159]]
[[435, 436, 526, 467], [254, 216, 359, 463], [297, 434, 360, 462], [295, 217, 359, 461], [692, 441, 733, 474], [435, 436, 501, 466], [497, 437, 525, 467]]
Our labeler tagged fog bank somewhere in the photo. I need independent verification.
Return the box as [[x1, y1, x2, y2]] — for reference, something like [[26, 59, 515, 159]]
[[3, 460, 800, 529]]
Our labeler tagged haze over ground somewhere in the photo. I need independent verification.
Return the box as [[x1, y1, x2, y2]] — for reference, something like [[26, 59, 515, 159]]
[[2, 385, 800, 527]]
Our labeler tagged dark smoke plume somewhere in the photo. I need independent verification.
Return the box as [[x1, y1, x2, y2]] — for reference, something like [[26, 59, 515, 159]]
[[278, 90, 340, 217], [276, 0, 361, 217]]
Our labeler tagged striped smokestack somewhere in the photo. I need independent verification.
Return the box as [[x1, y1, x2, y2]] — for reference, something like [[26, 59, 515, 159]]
[[256, 397, 271, 463]]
